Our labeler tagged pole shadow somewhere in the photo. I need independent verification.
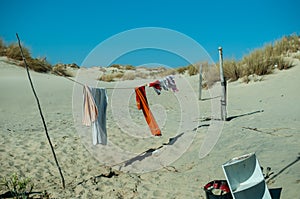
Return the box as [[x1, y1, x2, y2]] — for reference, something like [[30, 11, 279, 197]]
[[226, 110, 264, 121], [123, 133, 185, 167], [199, 96, 220, 101], [267, 154, 300, 184]]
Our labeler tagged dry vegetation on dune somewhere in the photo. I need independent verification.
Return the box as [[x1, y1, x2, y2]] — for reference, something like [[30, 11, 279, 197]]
[[0, 39, 77, 76], [187, 34, 300, 86], [104, 34, 297, 85], [98, 64, 177, 82], [1, 34, 299, 82], [1, 42, 52, 73], [222, 34, 299, 82]]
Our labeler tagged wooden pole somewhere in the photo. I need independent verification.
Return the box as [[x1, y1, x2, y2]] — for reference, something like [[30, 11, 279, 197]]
[[16, 33, 66, 189], [218, 47, 227, 121], [199, 64, 203, 100]]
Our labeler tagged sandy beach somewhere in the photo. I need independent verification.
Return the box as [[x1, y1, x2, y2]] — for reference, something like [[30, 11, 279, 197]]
[[0, 56, 299, 198]]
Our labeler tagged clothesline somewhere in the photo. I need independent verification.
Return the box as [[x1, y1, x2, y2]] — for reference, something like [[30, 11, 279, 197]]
[[65, 69, 179, 145], [55, 71, 145, 89]]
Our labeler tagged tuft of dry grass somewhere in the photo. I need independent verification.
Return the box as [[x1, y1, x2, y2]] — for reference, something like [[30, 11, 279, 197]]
[[52, 63, 73, 77], [218, 35, 298, 83], [122, 72, 136, 80], [99, 74, 115, 82], [187, 64, 199, 76], [109, 64, 122, 69], [6, 43, 31, 61], [242, 48, 273, 76], [176, 66, 187, 74], [98, 71, 125, 82], [125, 65, 135, 70], [273, 34, 300, 56], [66, 63, 80, 69], [23, 58, 52, 73], [223, 59, 243, 81], [114, 72, 124, 79], [0, 38, 6, 56], [2, 42, 52, 73], [272, 56, 293, 70]]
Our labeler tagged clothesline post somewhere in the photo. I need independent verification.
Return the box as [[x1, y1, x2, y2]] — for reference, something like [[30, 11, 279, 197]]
[[218, 47, 227, 121], [16, 33, 65, 189], [198, 63, 203, 100]]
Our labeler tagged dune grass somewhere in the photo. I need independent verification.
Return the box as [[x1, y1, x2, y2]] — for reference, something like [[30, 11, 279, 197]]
[[6, 43, 31, 61], [0, 40, 79, 74], [1, 34, 299, 83], [220, 35, 299, 82], [0, 38, 6, 56], [99, 72, 125, 82], [52, 64, 74, 77]]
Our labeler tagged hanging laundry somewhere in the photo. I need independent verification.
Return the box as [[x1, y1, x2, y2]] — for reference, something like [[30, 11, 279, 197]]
[[148, 80, 162, 95], [82, 85, 108, 145], [148, 75, 179, 95], [91, 87, 108, 145], [159, 78, 169, 91], [135, 86, 161, 136], [82, 85, 98, 126], [165, 75, 179, 92]]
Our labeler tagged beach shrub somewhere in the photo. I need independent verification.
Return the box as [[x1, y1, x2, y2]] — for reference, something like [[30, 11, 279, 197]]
[[125, 65, 135, 70], [6, 43, 31, 61], [0, 38, 6, 56], [218, 34, 299, 84], [1, 173, 34, 199], [187, 64, 199, 76], [273, 34, 300, 56], [122, 72, 136, 80], [99, 74, 114, 82], [223, 59, 243, 81], [66, 63, 80, 69], [114, 72, 125, 79], [52, 63, 73, 77], [98, 71, 125, 81], [109, 64, 122, 69], [3, 42, 52, 73], [241, 48, 273, 76], [271, 56, 293, 70], [176, 66, 187, 74], [25, 58, 52, 73]]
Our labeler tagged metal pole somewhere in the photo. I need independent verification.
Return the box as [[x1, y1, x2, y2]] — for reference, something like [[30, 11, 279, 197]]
[[218, 47, 227, 121], [199, 64, 203, 100]]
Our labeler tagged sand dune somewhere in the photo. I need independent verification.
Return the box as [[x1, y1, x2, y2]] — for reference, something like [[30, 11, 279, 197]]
[[0, 56, 299, 198]]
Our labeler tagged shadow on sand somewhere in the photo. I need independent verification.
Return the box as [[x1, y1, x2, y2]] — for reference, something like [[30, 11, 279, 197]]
[[123, 133, 185, 167], [226, 110, 264, 121], [267, 154, 300, 184]]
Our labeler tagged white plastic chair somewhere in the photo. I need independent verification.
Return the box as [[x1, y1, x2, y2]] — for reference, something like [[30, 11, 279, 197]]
[[222, 153, 272, 199]]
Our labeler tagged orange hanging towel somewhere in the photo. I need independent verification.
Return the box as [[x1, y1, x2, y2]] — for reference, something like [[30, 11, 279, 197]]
[[135, 86, 161, 136]]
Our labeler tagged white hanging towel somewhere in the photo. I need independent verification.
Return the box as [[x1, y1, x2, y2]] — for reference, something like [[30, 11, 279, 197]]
[[90, 87, 108, 145]]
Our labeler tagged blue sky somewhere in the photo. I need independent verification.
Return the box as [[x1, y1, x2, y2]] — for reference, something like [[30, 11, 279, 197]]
[[1, 0, 299, 67]]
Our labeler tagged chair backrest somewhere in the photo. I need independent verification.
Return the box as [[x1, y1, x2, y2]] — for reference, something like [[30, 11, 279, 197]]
[[222, 153, 272, 199]]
